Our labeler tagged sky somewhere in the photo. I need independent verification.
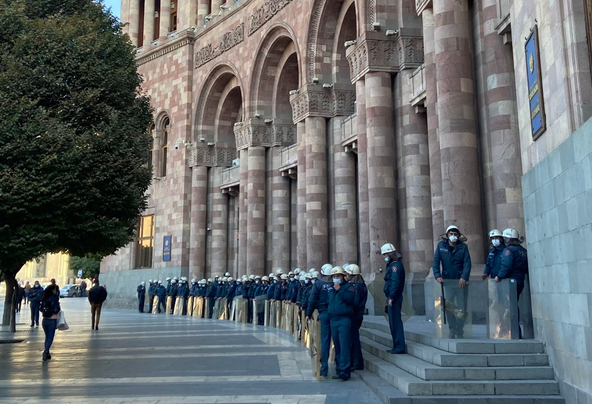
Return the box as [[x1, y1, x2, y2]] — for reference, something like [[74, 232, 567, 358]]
[[101, 0, 121, 19]]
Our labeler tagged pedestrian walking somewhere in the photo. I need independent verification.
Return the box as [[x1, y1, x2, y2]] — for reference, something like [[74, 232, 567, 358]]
[[15, 283, 25, 312], [80, 280, 87, 298], [24, 281, 31, 305], [40, 284, 61, 361], [29, 281, 43, 327], [88, 281, 108, 330]]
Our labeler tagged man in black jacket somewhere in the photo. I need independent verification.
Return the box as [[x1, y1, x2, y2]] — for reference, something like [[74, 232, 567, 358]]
[[382, 243, 406, 354], [29, 281, 44, 327], [88, 281, 108, 330]]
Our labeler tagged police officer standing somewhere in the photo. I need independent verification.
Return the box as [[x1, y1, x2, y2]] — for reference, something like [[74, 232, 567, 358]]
[[306, 263, 333, 378], [156, 280, 166, 313], [347, 264, 367, 368], [432, 225, 472, 339], [328, 266, 356, 381], [137, 281, 146, 313], [496, 228, 529, 338], [147, 280, 156, 313], [177, 277, 190, 315], [206, 278, 217, 318], [382, 243, 406, 353], [483, 229, 504, 279]]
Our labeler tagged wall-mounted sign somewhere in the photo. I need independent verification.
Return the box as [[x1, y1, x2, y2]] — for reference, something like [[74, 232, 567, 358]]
[[163, 236, 172, 262], [525, 25, 546, 140]]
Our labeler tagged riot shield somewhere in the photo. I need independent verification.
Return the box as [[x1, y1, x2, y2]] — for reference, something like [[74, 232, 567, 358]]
[[204, 297, 211, 319], [264, 300, 270, 326], [301, 310, 308, 348], [151, 296, 159, 314], [269, 301, 276, 328], [434, 281, 473, 338], [166, 296, 173, 314], [310, 310, 322, 380], [187, 296, 194, 317], [275, 300, 282, 328], [219, 298, 228, 320], [293, 304, 301, 341], [193, 297, 203, 318], [173, 297, 184, 315]]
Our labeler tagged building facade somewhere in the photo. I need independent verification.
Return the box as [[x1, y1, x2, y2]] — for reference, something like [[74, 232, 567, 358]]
[[101, 0, 592, 401]]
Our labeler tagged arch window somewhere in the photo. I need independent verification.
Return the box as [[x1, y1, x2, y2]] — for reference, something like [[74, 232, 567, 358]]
[[161, 118, 169, 177], [147, 123, 154, 176]]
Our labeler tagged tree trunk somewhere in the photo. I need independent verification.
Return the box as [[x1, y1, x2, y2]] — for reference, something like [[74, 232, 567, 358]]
[[2, 270, 17, 332]]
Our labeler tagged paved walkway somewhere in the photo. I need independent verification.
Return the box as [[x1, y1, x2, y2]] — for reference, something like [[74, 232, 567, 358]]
[[0, 298, 383, 404]]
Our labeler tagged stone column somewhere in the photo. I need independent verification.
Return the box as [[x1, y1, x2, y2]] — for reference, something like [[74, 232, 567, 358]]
[[365, 72, 398, 271], [189, 166, 208, 280], [479, 0, 524, 235], [271, 149, 291, 271], [238, 149, 248, 276], [197, 0, 210, 25], [296, 121, 307, 269], [128, 0, 140, 47], [142, 0, 155, 47], [210, 168, 228, 276], [434, 0, 485, 262], [305, 117, 329, 270], [396, 71, 433, 275], [177, 0, 196, 31], [247, 147, 266, 276], [422, 8, 444, 246], [332, 117, 358, 265], [356, 80, 370, 272], [159, 0, 171, 41]]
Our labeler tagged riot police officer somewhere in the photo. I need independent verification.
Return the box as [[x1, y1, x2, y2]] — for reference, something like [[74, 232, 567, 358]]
[[347, 264, 367, 369], [147, 280, 155, 313], [137, 281, 146, 313], [306, 263, 333, 377], [155, 281, 166, 313], [328, 266, 356, 381], [382, 243, 406, 353], [483, 229, 504, 279]]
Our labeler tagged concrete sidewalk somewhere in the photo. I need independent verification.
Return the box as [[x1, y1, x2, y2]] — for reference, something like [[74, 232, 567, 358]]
[[0, 298, 383, 404]]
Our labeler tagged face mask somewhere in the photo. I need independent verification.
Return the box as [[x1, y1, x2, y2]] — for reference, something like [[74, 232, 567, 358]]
[[492, 239, 501, 247], [255, 280, 260, 284], [305, 279, 309, 284], [332, 278, 341, 285], [449, 235, 459, 243], [311, 280, 316, 284], [384, 257, 390, 262]]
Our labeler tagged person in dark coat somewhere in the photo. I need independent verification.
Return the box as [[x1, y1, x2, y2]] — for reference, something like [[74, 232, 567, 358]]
[[155, 281, 166, 313], [40, 284, 61, 361], [306, 264, 333, 378], [137, 281, 146, 313], [328, 266, 357, 381], [382, 243, 406, 353], [483, 229, 505, 279], [15, 284, 25, 313], [347, 264, 368, 368], [432, 225, 472, 338], [29, 281, 44, 327], [88, 281, 108, 330]]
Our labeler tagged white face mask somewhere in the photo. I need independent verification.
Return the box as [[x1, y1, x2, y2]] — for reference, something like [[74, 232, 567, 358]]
[[492, 239, 501, 247], [384, 257, 390, 262], [449, 235, 459, 243], [305, 279, 309, 284], [255, 280, 260, 284]]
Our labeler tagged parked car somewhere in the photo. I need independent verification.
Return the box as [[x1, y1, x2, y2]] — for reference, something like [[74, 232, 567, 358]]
[[60, 284, 81, 298]]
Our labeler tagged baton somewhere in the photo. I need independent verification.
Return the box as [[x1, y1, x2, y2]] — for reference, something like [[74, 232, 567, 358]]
[[440, 281, 447, 325]]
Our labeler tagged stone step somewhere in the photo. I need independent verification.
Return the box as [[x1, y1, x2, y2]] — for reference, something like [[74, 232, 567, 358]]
[[360, 327, 550, 367], [361, 336, 555, 381], [405, 396, 565, 404], [362, 320, 545, 354], [363, 350, 560, 396]]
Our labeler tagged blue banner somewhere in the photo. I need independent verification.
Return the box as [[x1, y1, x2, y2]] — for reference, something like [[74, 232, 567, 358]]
[[525, 26, 546, 139], [163, 236, 172, 262]]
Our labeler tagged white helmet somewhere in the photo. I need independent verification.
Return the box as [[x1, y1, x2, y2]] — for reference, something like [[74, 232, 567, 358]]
[[300, 274, 306, 281], [262, 276, 269, 281], [255, 275, 261, 280], [280, 274, 288, 280], [446, 225, 460, 234], [321, 263, 333, 276], [503, 228, 520, 240], [224, 272, 230, 277], [305, 273, 312, 279], [173, 277, 178, 281], [381, 243, 396, 254], [308, 268, 316, 273], [294, 268, 301, 275], [166, 277, 171, 281], [269, 273, 274, 277], [207, 278, 212, 283], [148, 279, 152, 283], [288, 271, 293, 276], [311, 271, 319, 279], [347, 264, 360, 275], [191, 278, 196, 283], [228, 277, 233, 282], [141, 281, 145, 285], [158, 280, 163, 284], [249, 274, 255, 280], [276, 268, 283, 275], [331, 266, 347, 276], [489, 229, 503, 238]]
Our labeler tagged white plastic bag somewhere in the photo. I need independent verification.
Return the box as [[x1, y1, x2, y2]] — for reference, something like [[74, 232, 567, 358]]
[[57, 311, 69, 331]]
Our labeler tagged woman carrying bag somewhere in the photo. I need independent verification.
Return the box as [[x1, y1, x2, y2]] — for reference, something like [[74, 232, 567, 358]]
[[40, 284, 61, 361]]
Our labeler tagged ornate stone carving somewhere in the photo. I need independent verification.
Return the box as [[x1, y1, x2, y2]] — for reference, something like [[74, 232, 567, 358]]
[[248, 0, 295, 36], [367, 0, 376, 31], [307, 0, 325, 82], [188, 145, 236, 167], [289, 88, 355, 123], [137, 36, 193, 66], [272, 124, 296, 147], [346, 33, 424, 83], [195, 23, 244, 68], [416, 0, 433, 15], [233, 122, 273, 151]]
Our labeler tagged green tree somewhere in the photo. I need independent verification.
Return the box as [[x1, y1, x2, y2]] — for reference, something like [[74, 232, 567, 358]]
[[69, 255, 101, 280], [0, 0, 153, 330]]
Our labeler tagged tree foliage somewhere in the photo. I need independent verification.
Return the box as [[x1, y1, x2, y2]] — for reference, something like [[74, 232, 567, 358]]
[[69, 255, 101, 280], [0, 0, 153, 327]]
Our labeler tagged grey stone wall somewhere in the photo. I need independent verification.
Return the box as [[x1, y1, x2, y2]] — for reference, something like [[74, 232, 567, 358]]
[[522, 118, 592, 404], [100, 267, 185, 310]]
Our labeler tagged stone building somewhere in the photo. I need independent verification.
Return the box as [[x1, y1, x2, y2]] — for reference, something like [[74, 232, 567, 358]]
[[101, 0, 592, 401]]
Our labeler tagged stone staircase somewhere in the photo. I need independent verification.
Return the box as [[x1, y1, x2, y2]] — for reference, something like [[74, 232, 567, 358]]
[[358, 318, 565, 404]]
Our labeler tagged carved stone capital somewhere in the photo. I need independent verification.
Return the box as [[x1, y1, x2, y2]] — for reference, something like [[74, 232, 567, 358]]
[[416, 0, 432, 15], [271, 123, 296, 147], [289, 85, 355, 124], [233, 122, 272, 151], [188, 144, 236, 167], [346, 31, 424, 83]]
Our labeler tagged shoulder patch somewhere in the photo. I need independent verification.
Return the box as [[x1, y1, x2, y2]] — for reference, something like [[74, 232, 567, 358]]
[[504, 249, 512, 256], [392, 266, 398, 273]]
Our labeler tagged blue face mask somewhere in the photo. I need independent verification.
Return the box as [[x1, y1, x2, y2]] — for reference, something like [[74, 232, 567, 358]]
[[384, 257, 390, 262], [311, 280, 316, 285], [333, 278, 341, 285]]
